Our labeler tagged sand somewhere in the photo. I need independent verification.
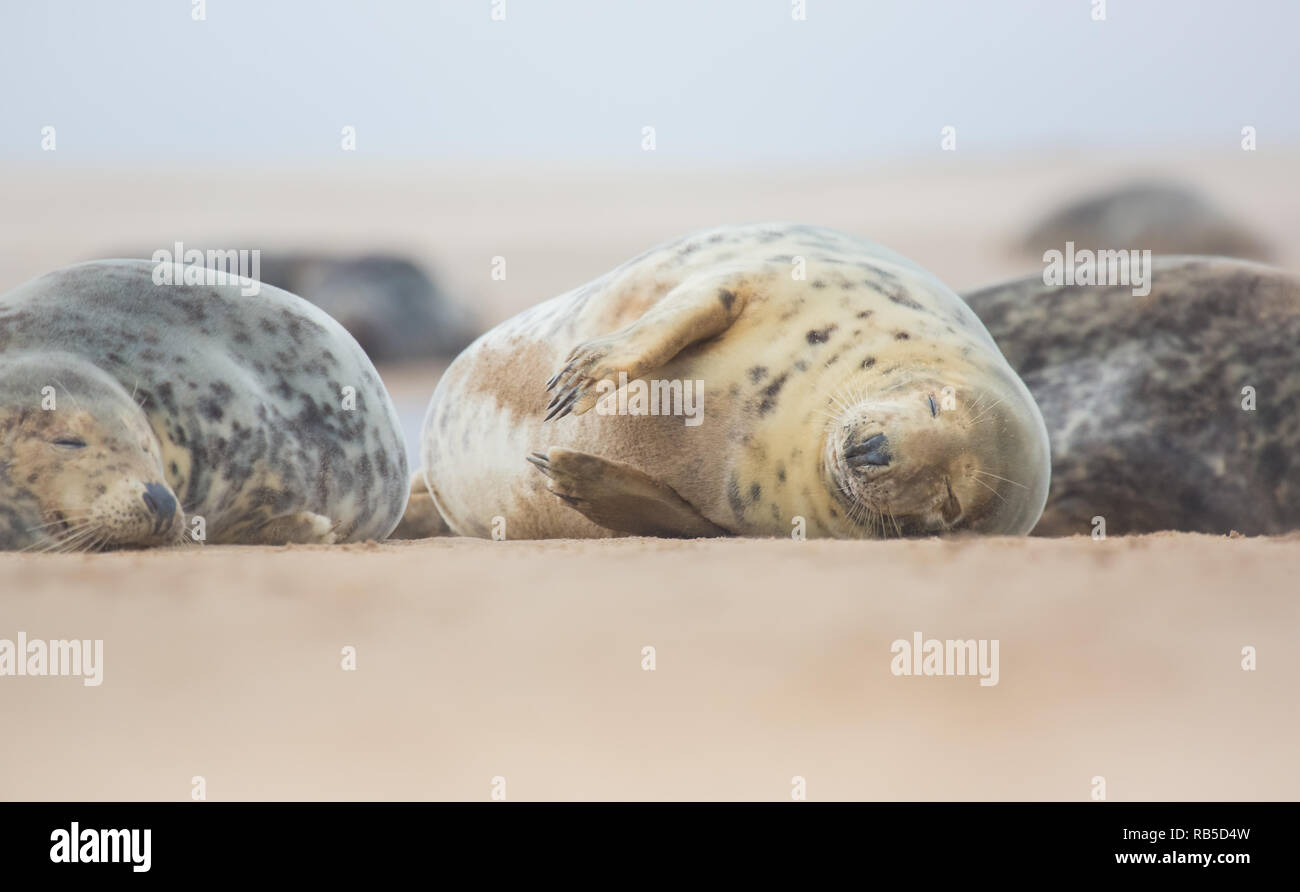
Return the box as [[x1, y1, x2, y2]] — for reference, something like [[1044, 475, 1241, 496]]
[[2, 155, 1298, 800], [2, 534, 1297, 801]]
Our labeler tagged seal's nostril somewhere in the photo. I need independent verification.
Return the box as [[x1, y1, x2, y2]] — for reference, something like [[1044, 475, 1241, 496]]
[[846, 433, 891, 467], [142, 482, 177, 520]]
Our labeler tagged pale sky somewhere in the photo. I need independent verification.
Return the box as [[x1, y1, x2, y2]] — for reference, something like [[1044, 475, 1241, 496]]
[[2, 0, 1297, 163]]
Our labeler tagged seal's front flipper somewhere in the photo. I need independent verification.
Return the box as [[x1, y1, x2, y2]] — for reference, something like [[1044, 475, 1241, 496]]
[[527, 447, 729, 538], [254, 511, 339, 545], [545, 277, 748, 420], [388, 470, 451, 539]]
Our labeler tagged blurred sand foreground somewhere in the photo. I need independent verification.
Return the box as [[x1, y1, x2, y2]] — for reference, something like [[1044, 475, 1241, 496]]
[[1, 534, 1297, 801]]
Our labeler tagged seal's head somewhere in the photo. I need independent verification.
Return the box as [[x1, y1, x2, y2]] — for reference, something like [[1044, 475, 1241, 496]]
[[0, 354, 184, 551], [823, 368, 1050, 537]]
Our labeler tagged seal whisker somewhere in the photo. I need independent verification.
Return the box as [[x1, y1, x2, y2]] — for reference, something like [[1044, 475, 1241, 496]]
[[973, 469, 1028, 489], [969, 395, 1007, 425], [26, 513, 94, 532], [56, 522, 101, 549], [72, 532, 106, 554], [55, 531, 98, 554], [971, 475, 1008, 504], [29, 522, 97, 554], [886, 508, 903, 538], [20, 520, 95, 553]]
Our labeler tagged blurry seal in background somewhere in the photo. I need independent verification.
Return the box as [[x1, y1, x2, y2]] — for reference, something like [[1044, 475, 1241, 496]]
[[0, 259, 409, 551], [255, 254, 479, 362], [964, 256, 1300, 536], [1019, 182, 1271, 261]]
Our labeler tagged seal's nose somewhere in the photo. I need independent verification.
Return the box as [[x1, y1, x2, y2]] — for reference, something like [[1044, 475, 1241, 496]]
[[142, 483, 177, 521], [846, 433, 891, 467]]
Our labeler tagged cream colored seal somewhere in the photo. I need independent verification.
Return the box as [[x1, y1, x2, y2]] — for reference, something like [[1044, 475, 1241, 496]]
[[0, 260, 408, 551], [408, 223, 1050, 539]]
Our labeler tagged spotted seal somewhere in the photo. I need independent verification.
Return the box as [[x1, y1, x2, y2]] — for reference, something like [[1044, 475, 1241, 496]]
[[0, 259, 408, 551], [407, 223, 1050, 539], [106, 251, 480, 363], [964, 256, 1300, 536]]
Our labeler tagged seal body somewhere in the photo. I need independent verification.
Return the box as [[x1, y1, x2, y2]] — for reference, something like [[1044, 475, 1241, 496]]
[[0, 260, 408, 550], [110, 251, 480, 363], [1020, 182, 1270, 261], [416, 223, 1050, 539], [227, 253, 477, 362], [964, 256, 1300, 536]]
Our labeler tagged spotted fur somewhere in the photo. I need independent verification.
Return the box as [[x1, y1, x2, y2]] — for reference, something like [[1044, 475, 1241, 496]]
[[0, 260, 408, 550], [415, 223, 1049, 539], [965, 256, 1300, 536]]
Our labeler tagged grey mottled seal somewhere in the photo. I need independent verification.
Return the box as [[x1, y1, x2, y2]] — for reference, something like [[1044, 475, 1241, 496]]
[[250, 254, 478, 363], [964, 256, 1300, 536], [408, 223, 1050, 539], [0, 260, 408, 551], [104, 251, 479, 363], [1020, 181, 1270, 261]]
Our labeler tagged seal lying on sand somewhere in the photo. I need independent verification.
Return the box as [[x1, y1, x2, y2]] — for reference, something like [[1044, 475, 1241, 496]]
[[1019, 181, 1270, 261], [408, 223, 1050, 539], [0, 260, 408, 551], [964, 256, 1300, 536], [106, 250, 480, 362]]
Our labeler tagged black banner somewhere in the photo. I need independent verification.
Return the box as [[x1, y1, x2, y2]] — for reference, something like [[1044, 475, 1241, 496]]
[[0, 802, 1284, 878]]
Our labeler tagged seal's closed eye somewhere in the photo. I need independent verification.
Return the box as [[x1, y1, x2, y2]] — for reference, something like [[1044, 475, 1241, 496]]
[[51, 437, 87, 449]]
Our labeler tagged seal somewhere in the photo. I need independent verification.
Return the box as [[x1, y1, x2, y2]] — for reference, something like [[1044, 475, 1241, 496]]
[[1019, 181, 1270, 261], [0, 259, 409, 551], [963, 256, 1300, 536], [410, 223, 1050, 539], [227, 253, 478, 363], [109, 251, 480, 363]]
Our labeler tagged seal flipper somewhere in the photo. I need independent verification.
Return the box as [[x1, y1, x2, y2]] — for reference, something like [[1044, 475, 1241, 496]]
[[387, 470, 451, 539], [545, 277, 748, 419], [527, 447, 730, 538], [251, 511, 339, 545]]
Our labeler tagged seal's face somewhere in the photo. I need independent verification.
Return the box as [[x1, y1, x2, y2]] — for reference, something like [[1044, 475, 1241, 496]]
[[824, 373, 1049, 537], [1, 385, 184, 552]]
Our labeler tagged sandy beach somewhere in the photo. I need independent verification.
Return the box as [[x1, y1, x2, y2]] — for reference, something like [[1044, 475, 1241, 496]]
[[2, 155, 1298, 801], [2, 533, 1297, 801]]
